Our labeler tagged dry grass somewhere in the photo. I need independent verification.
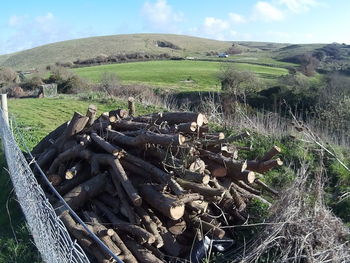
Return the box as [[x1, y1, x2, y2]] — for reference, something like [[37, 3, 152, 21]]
[[228, 161, 350, 263]]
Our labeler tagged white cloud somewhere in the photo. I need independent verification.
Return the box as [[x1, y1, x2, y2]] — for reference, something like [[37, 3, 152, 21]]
[[35, 12, 54, 23], [141, 0, 183, 31], [229, 13, 246, 23], [278, 0, 319, 13], [253, 1, 284, 21], [8, 15, 25, 26]]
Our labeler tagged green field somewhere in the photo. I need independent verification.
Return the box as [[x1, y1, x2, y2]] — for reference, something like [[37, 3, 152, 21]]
[[8, 96, 159, 149], [73, 60, 289, 91]]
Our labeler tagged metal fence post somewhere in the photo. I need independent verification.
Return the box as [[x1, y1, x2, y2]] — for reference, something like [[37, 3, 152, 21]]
[[1, 94, 9, 126]]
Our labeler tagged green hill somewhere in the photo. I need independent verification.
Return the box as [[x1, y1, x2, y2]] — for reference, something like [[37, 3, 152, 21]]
[[0, 34, 235, 70]]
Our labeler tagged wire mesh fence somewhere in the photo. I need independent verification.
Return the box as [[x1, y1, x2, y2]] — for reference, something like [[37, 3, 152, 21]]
[[0, 108, 90, 263]]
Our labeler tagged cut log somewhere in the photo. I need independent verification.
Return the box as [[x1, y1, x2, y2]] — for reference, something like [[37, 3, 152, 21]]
[[107, 129, 186, 147], [57, 210, 111, 262], [93, 200, 155, 245], [48, 144, 91, 175], [63, 173, 110, 210], [86, 104, 97, 127], [134, 206, 164, 248], [121, 235, 163, 263], [260, 145, 281, 161], [175, 122, 198, 133], [139, 184, 185, 220], [246, 158, 283, 173], [255, 178, 279, 196], [65, 162, 84, 180], [189, 158, 206, 174], [97, 193, 121, 215], [107, 229, 138, 263], [134, 112, 205, 127], [122, 153, 184, 195], [56, 167, 93, 195], [82, 211, 122, 256], [90, 132, 124, 157], [128, 97, 135, 116], [90, 154, 142, 206], [179, 170, 210, 185], [176, 178, 225, 198], [109, 109, 129, 122], [166, 219, 187, 235], [190, 216, 225, 239]]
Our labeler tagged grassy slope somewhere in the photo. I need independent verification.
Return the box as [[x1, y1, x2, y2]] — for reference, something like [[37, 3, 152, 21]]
[[73, 60, 289, 91], [0, 34, 234, 70]]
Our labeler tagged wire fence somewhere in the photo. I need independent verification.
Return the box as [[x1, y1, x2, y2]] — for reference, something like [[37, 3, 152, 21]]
[[0, 108, 91, 263]]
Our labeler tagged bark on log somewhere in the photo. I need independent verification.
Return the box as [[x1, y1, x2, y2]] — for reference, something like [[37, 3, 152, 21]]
[[90, 154, 142, 206], [48, 144, 91, 175], [175, 122, 197, 133], [58, 210, 111, 262], [139, 184, 185, 220], [260, 145, 281, 161], [107, 129, 186, 147], [82, 211, 122, 256], [63, 173, 110, 210], [56, 167, 93, 196], [233, 180, 261, 195], [93, 200, 155, 245], [86, 104, 97, 127], [254, 178, 279, 196], [176, 178, 225, 198], [97, 193, 121, 215], [122, 153, 184, 195], [190, 216, 225, 239], [121, 236, 163, 263], [109, 109, 129, 122], [90, 132, 124, 157], [134, 112, 205, 127], [128, 97, 135, 116], [107, 229, 138, 263], [246, 158, 283, 173], [134, 206, 164, 248], [200, 149, 247, 178]]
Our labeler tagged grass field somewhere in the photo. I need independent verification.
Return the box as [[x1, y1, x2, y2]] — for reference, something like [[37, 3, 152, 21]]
[[8, 96, 159, 149], [73, 60, 289, 91]]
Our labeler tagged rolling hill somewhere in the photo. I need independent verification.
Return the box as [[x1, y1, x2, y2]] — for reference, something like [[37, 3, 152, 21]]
[[0, 34, 236, 70]]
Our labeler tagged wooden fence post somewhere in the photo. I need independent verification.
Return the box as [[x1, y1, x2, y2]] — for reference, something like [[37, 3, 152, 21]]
[[1, 94, 9, 126]]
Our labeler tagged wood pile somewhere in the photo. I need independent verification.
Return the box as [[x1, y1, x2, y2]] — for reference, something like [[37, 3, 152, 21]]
[[32, 98, 282, 263]]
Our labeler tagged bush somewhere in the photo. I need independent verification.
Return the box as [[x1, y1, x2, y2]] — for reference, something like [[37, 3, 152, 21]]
[[0, 67, 18, 85], [48, 66, 88, 93]]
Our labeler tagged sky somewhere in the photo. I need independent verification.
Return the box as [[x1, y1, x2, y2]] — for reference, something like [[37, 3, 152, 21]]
[[0, 0, 349, 55]]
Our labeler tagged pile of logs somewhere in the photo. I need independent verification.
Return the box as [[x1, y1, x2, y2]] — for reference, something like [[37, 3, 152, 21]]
[[31, 98, 282, 263]]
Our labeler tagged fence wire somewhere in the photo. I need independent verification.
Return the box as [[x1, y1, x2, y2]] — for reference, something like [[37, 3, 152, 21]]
[[0, 108, 90, 263]]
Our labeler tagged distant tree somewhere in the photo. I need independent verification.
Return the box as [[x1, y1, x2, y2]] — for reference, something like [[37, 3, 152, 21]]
[[218, 64, 259, 97], [300, 53, 320, 76]]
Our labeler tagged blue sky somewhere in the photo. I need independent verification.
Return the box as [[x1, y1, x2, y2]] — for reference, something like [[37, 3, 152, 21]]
[[0, 0, 349, 55]]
